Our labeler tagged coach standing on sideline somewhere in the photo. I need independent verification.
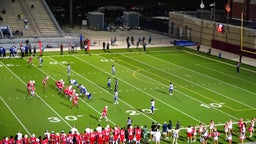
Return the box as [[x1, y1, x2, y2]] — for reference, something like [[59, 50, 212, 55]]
[[60, 44, 63, 55]]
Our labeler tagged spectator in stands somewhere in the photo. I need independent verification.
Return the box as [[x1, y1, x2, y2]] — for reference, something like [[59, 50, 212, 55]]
[[24, 18, 28, 29], [0, 16, 3, 21], [31, 4, 34, 9]]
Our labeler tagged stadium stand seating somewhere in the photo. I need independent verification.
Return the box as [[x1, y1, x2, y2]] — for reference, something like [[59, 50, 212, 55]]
[[0, 0, 61, 38]]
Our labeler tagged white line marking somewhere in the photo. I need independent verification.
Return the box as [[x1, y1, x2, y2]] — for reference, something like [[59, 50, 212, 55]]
[[116, 55, 240, 120], [0, 96, 31, 136], [1, 61, 73, 129], [142, 54, 256, 109]]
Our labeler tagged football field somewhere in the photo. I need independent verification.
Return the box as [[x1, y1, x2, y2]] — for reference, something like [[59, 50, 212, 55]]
[[0, 47, 256, 143]]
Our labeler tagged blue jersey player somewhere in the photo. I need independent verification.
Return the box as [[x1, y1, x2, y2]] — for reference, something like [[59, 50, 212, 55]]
[[112, 64, 116, 75], [169, 82, 173, 95], [78, 84, 86, 96], [114, 90, 118, 104], [150, 99, 155, 114], [107, 77, 112, 90]]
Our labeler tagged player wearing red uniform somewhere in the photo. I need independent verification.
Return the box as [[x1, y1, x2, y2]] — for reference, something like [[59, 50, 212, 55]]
[[55, 79, 64, 91], [30, 85, 36, 96], [60, 131, 67, 144], [27, 55, 33, 66], [128, 126, 134, 143], [23, 135, 29, 144], [113, 126, 120, 144], [119, 127, 126, 144], [71, 93, 79, 109], [99, 106, 108, 121], [89, 130, 96, 144], [55, 133, 60, 144], [42, 76, 49, 87], [41, 137, 48, 144], [135, 126, 142, 144], [103, 126, 111, 144], [49, 131, 55, 144], [27, 80, 35, 94], [29, 134, 38, 144], [8, 136, 15, 144], [97, 131, 104, 144]]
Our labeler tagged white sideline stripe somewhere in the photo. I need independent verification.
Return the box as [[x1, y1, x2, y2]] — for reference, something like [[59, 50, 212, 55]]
[[120, 55, 240, 120], [46, 57, 118, 125], [1, 61, 72, 129], [0, 96, 31, 136], [69, 57, 157, 122], [145, 54, 256, 109], [75, 55, 202, 124]]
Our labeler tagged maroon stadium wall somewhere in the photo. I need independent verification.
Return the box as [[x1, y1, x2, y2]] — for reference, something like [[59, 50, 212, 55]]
[[211, 39, 256, 58]]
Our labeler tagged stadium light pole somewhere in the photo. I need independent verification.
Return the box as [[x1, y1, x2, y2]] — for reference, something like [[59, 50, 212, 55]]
[[69, 0, 73, 27], [200, 0, 205, 44]]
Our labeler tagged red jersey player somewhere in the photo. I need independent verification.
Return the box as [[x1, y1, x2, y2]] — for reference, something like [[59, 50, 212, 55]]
[[27, 55, 33, 66], [99, 106, 108, 121], [42, 76, 49, 87], [119, 127, 126, 144], [113, 126, 120, 144], [55, 79, 64, 91], [71, 93, 79, 109], [128, 126, 134, 143], [97, 131, 104, 144], [135, 126, 142, 144]]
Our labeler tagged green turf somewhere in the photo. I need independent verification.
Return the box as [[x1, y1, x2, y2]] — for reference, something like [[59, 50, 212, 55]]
[[0, 47, 255, 143]]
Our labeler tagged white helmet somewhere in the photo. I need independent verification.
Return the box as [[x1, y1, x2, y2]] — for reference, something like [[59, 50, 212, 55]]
[[105, 106, 108, 109]]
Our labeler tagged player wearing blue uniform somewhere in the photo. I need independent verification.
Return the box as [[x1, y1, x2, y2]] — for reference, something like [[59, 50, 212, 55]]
[[107, 77, 112, 91], [169, 82, 173, 95], [150, 99, 155, 114], [114, 90, 118, 104], [70, 79, 77, 86], [85, 91, 92, 100], [38, 56, 43, 67], [78, 84, 86, 95], [112, 64, 116, 75]]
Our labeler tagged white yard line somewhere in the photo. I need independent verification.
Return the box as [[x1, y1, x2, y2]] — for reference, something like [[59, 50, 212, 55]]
[[0, 96, 31, 136], [28, 60, 117, 126], [74, 55, 204, 124], [144, 54, 256, 109], [1, 61, 72, 129], [48, 56, 157, 124], [105, 55, 240, 120]]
